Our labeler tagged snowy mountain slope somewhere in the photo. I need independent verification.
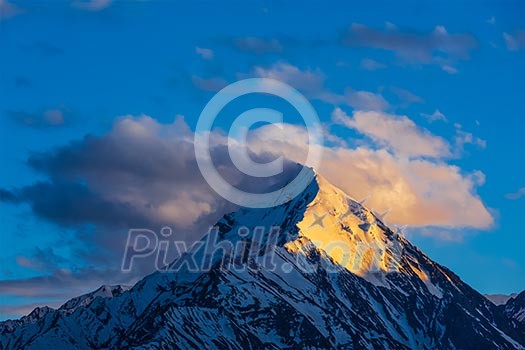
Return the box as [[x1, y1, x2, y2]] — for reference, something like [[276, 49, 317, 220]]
[[59, 285, 132, 314], [505, 291, 525, 322], [1, 170, 524, 349], [0, 285, 131, 335], [503, 291, 525, 339]]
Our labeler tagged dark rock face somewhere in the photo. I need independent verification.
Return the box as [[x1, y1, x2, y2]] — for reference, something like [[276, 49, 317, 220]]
[[503, 291, 525, 341], [1, 174, 524, 349]]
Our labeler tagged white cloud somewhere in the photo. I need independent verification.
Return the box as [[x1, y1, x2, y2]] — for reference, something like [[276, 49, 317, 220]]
[[332, 108, 451, 158], [247, 122, 493, 229]]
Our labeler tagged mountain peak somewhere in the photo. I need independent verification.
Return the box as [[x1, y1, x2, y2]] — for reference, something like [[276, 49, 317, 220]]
[[287, 172, 404, 279], [168, 171, 441, 292], [2, 171, 524, 349]]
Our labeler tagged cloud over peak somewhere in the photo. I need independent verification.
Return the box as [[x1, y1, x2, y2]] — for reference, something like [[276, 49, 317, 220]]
[[0, 113, 494, 309], [2, 113, 493, 231]]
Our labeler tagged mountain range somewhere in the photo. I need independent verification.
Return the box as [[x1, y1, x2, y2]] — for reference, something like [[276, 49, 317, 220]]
[[1, 170, 524, 349]]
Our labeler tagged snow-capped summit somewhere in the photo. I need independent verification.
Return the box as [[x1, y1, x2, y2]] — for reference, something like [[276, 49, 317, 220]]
[[287, 173, 407, 282], [1, 171, 524, 349]]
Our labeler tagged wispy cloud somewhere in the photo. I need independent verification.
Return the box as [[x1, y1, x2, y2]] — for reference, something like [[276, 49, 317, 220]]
[[0, 268, 132, 300], [453, 123, 486, 155], [71, 0, 112, 11], [420, 109, 448, 123], [360, 58, 387, 71], [195, 46, 214, 60], [342, 23, 478, 73], [16, 247, 69, 273], [191, 75, 228, 92], [389, 86, 424, 107], [416, 227, 467, 242], [441, 65, 458, 74], [0, 0, 23, 20], [503, 30, 525, 51], [505, 187, 525, 200], [0, 301, 63, 319], [233, 37, 283, 54], [6, 107, 70, 128], [248, 62, 388, 110]]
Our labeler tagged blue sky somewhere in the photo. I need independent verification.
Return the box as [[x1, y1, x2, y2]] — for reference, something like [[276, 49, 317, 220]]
[[1, 0, 525, 319]]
